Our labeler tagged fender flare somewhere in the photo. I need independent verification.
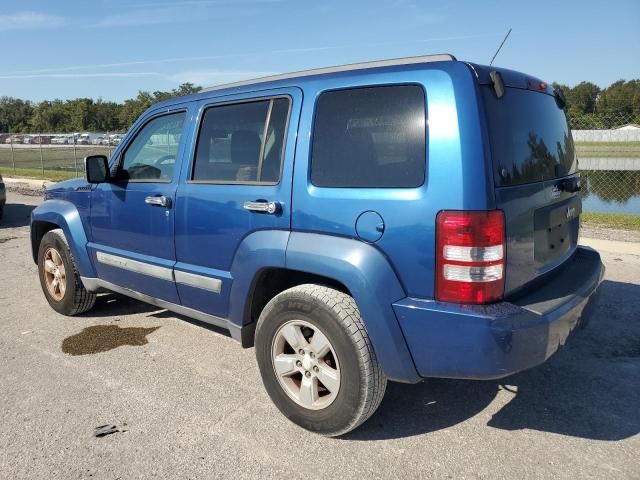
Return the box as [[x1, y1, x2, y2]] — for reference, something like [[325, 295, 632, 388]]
[[285, 232, 420, 383], [30, 200, 96, 278], [228, 229, 290, 328]]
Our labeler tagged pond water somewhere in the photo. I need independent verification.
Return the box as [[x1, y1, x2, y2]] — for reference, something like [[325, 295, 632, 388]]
[[581, 169, 640, 214]]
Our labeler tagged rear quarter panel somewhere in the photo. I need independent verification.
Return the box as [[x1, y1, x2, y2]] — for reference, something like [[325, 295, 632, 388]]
[[291, 62, 493, 299]]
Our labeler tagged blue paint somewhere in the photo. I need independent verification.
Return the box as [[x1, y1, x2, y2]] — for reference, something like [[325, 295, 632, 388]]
[[31, 57, 604, 382]]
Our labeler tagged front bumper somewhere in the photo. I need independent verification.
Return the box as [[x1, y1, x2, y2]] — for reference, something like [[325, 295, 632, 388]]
[[394, 247, 604, 380]]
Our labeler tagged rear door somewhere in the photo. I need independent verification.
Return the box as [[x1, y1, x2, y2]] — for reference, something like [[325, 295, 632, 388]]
[[481, 83, 580, 296], [173, 88, 301, 318]]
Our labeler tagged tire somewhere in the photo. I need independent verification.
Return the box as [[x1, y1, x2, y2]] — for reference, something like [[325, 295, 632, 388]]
[[255, 284, 387, 436], [37, 229, 96, 315]]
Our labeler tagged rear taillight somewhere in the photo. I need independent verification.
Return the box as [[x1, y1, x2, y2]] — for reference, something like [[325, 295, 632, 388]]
[[436, 210, 505, 304]]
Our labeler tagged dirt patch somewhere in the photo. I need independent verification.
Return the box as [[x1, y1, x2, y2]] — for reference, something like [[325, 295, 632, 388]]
[[62, 325, 159, 356], [0, 236, 17, 244]]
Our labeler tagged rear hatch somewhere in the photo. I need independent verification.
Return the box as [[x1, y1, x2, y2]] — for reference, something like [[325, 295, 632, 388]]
[[480, 73, 581, 297]]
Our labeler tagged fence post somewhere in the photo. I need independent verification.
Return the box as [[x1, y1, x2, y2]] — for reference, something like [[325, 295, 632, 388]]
[[39, 135, 44, 178], [10, 134, 15, 175], [73, 136, 78, 176]]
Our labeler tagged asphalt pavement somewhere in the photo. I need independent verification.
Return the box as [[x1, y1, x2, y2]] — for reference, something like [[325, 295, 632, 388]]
[[1, 191, 639, 479]]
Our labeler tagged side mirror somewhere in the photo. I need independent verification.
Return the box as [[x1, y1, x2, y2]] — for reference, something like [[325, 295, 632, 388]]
[[85, 155, 110, 183]]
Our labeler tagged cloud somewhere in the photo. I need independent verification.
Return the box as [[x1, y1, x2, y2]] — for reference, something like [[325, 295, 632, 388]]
[[167, 70, 278, 85], [4, 33, 495, 76], [127, 0, 281, 7], [0, 72, 161, 80], [0, 11, 66, 31], [94, 0, 269, 28]]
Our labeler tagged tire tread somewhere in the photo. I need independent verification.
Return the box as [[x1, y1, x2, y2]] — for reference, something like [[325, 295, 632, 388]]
[[45, 229, 96, 315], [261, 284, 387, 436]]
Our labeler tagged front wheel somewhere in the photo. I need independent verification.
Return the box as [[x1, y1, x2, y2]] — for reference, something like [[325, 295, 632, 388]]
[[37, 229, 96, 315], [255, 284, 387, 436]]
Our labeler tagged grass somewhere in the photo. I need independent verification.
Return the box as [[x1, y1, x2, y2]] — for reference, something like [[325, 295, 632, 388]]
[[575, 141, 640, 148], [0, 167, 78, 181], [575, 142, 640, 158], [582, 212, 640, 231]]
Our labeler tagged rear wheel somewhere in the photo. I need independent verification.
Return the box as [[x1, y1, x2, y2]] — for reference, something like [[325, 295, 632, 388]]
[[255, 284, 386, 436], [37, 229, 96, 315]]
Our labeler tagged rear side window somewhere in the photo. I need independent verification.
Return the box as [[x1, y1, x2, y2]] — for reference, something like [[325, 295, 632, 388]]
[[192, 97, 290, 184], [482, 86, 577, 186], [311, 85, 426, 188]]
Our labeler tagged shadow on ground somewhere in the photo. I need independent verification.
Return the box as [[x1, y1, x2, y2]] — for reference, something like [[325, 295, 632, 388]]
[[83, 292, 232, 339], [0, 203, 35, 229], [72, 279, 640, 443], [345, 279, 640, 442]]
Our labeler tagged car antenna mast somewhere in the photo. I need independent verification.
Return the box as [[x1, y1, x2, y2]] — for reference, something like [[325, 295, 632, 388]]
[[489, 28, 512, 66]]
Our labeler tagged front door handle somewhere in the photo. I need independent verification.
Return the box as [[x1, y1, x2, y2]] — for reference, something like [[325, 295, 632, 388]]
[[145, 195, 171, 208], [243, 200, 280, 214]]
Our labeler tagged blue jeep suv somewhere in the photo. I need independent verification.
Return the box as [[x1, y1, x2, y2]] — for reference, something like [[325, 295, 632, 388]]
[[31, 54, 604, 436]]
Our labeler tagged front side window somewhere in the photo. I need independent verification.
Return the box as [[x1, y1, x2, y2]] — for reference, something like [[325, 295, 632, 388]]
[[311, 85, 426, 188], [120, 111, 186, 182], [192, 97, 290, 183]]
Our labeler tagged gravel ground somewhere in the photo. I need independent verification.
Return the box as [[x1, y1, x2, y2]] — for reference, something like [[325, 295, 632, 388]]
[[1, 191, 639, 480], [581, 223, 640, 243]]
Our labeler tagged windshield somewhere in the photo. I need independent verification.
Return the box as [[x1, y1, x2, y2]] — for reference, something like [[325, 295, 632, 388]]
[[482, 86, 577, 187]]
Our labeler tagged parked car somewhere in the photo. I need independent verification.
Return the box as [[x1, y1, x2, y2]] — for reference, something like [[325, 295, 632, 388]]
[[76, 134, 91, 145], [0, 173, 5, 220], [33, 135, 51, 144], [30, 54, 604, 436]]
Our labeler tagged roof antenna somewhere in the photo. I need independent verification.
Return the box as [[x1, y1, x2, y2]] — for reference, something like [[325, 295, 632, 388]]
[[489, 28, 512, 66]]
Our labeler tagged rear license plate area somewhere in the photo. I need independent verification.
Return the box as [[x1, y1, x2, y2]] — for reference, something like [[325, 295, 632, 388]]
[[534, 197, 581, 265]]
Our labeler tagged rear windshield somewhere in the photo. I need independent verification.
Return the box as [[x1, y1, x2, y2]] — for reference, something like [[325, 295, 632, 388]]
[[482, 86, 577, 187]]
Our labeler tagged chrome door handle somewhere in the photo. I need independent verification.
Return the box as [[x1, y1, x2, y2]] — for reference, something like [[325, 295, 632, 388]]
[[145, 195, 171, 208], [243, 200, 280, 214]]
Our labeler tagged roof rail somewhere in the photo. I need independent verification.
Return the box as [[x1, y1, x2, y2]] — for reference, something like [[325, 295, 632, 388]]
[[201, 53, 456, 92]]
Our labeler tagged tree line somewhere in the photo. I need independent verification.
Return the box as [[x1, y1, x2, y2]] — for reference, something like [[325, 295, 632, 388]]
[[0, 79, 638, 134], [552, 79, 640, 129], [0, 83, 202, 133]]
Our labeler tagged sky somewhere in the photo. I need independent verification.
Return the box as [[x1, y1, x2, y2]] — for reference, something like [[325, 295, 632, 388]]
[[1, 0, 639, 102]]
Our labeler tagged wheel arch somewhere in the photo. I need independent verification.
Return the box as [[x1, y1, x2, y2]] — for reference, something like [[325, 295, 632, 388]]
[[231, 231, 420, 383], [30, 200, 95, 277]]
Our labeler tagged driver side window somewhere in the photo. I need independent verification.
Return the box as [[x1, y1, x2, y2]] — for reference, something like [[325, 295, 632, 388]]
[[120, 111, 186, 182]]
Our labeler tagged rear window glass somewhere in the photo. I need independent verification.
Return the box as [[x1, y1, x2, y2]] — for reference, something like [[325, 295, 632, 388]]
[[311, 85, 426, 188], [482, 86, 577, 187]]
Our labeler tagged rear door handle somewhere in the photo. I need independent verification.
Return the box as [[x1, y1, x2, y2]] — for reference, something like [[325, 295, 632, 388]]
[[145, 195, 171, 208], [243, 200, 280, 214]]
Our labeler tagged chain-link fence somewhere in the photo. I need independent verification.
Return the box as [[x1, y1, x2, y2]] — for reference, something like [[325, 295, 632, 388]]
[[0, 133, 123, 180], [571, 112, 640, 215], [0, 113, 639, 215]]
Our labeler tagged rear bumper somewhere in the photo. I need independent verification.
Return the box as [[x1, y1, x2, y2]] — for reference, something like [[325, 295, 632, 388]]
[[393, 246, 604, 380]]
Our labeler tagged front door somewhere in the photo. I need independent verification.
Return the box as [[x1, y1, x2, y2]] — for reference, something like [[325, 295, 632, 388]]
[[88, 108, 189, 304], [174, 88, 301, 318]]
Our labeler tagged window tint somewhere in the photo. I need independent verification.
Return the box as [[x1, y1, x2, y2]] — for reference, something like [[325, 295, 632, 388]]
[[482, 86, 577, 186], [311, 85, 426, 188], [192, 98, 290, 183], [120, 112, 186, 182]]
